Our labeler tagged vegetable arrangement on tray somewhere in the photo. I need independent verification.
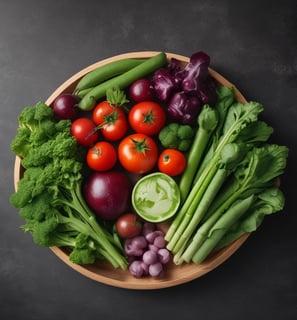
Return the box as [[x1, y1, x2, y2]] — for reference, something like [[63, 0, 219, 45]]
[[10, 51, 288, 280]]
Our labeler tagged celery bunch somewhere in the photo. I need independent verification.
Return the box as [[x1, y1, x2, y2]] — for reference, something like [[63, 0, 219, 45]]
[[165, 86, 288, 265]]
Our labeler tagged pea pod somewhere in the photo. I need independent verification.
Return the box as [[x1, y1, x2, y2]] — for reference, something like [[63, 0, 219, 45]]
[[78, 52, 167, 111], [75, 58, 146, 94], [75, 87, 93, 98]]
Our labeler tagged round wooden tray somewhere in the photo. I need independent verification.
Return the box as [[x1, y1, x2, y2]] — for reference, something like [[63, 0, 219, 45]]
[[14, 51, 249, 290]]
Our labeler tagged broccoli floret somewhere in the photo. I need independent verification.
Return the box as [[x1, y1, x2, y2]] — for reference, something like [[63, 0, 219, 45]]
[[10, 101, 128, 269], [18, 106, 36, 127], [11, 167, 44, 207], [30, 120, 56, 146], [159, 122, 194, 152], [69, 247, 96, 265], [11, 102, 55, 158], [22, 200, 98, 265], [21, 132, 81, 169], [18, 102, 53, 130], [19, 192, 53, 222], [33, 101, 54, 121], [68, 233, 98, 265], [31, 216, 60, 247], [10, 127, 31, 157]]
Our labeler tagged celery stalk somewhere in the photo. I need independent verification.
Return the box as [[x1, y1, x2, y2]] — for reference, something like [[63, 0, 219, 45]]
[[171, 167, 228, 255], [178, 105, 218, 203], [191, 195, 255, 264], [185, 144, 289, 264], [168, 142, 248, 255]]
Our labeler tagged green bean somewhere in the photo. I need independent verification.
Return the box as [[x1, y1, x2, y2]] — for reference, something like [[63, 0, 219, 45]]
[[75, 58, 146, 93], [78, 52, 167, 111], [75, 87, 93, 98]]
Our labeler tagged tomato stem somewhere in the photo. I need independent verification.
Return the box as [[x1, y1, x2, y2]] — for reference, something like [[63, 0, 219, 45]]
[[142, 110, 154, 124], [103, 110, 119, 125], [131, 137, 151, 154]]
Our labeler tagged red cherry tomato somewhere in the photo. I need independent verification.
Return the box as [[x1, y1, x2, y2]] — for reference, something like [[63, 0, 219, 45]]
[[128, 101, 166, 136], [158, 148, 187, 176], [71, 118, 98, 147], [118, 133, 158, 174], [86, 141, 117, 171], [92, 101, 128, 141], [116, 213, 143, 239]]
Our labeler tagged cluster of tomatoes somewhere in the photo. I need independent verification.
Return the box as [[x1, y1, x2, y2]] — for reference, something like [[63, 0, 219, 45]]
[[66, 80, 187, 177], [52, 78, 188, 243]]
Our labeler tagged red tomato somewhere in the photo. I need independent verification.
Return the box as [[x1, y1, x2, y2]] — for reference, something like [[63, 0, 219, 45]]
[[118, 133, 158, 174], [158, 149, 187, 176], [116, 213, 142, 239], [71, 118, 98, 147], [86, 141, 117, 171], [92, 101, 128, 141], [128, 101, 166, 136]]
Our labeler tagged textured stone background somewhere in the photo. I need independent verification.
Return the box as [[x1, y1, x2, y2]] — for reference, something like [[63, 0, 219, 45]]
[[1, 0, 296, 319]]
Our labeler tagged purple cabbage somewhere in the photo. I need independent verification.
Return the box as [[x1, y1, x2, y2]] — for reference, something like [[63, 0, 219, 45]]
[[181, 51, 210, 92], [151, 58, 184, 102], [196, 76, 217, 106], [152, 68, 177, 102], [152, 51, 217, 125], [168, 92, 202, 125]]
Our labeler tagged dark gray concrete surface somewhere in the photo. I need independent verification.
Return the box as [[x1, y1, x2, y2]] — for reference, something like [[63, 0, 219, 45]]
[[1, 0, 296, 319]]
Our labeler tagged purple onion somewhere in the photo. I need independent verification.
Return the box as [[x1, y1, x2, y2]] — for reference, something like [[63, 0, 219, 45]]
[[145, 230, 164, 244], [143, 250, 158, 265], [149, 244, 159, 252], [83, 171, 131, 220], [153, 235, 166, 249], [126, 227, 170, 278], [149, 262, 164, 278], [142, 222, 156, 237], [129, 260, 148, 278], [140, 262, 149, 275], [52, 93, 79, 120], [131, 235, 148, 249], [157, 248, 171, 264], [124, 236, 148, 256], [124, 243, 143, 257]]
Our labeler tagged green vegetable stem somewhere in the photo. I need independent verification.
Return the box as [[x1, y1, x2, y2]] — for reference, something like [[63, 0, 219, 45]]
[[165, 87, 288, 265], [191, 185, 286, 264], [197, 187, 285, 264], [193, 85, 236, 181], [166, 101, 263, 245], [10, 102, 128, 269], [168, 143, 248, 256], [215, 187, 285, 250], [78, 52, 168, 111], [191, 195, 255, 264], [178, 104, 218, 203]]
